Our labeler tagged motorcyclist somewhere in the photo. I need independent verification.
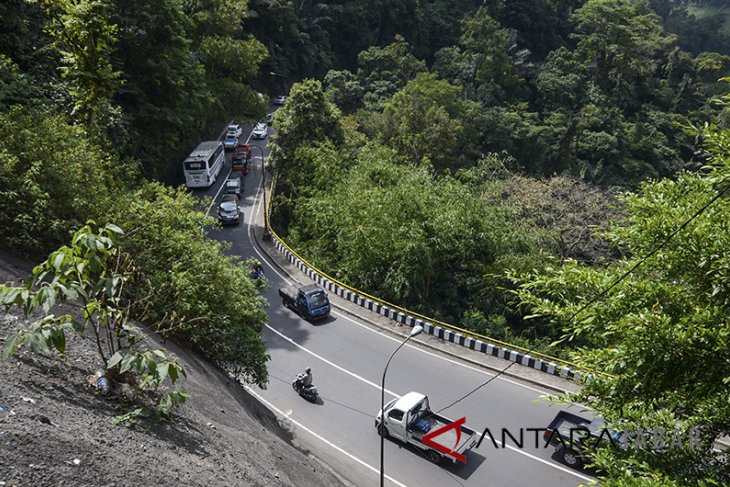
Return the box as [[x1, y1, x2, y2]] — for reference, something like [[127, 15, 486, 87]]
[[296, 367, 313, 390], [302, 367, 313, 388], [250, 260, 264, 279]]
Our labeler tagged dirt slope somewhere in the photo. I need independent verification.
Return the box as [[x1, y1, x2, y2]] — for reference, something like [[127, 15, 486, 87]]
[[0, 252, 347, 487]]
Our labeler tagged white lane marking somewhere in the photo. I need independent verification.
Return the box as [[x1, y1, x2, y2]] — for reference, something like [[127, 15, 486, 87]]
[[245, 172, 591, 407], [487, 436, 594, 482], [334, 312, 593, 412], [264, 321, 593, 482], [244, 385, 409, 487], [242, 137, 592, 481], [265, 324, 400, 398]]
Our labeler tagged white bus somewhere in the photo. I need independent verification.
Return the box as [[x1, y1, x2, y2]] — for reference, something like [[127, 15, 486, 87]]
[[183, 141, 225, 188]]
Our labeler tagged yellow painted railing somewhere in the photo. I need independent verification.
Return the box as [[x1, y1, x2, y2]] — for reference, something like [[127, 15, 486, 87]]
[[263, 171, 608, 378]]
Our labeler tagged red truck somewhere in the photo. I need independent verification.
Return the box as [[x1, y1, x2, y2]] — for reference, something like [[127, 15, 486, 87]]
[[232, 144, 251, 176]]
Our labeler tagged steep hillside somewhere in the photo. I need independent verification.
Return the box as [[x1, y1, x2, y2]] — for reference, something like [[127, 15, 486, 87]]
[[0, 252, 346, 487]]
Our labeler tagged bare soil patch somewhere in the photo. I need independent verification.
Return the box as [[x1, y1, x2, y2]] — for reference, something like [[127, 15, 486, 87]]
[[0, 252, 346, 487]]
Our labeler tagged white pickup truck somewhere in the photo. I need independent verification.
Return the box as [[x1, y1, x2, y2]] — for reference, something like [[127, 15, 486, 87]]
[[375, 391, 478, 465]]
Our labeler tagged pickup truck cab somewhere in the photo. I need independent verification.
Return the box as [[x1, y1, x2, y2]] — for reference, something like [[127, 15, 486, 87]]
[[279, 284, 331, 321], [376, 392, 478, 465]]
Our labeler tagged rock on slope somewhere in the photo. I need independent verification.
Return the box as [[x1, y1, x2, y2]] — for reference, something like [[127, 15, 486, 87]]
[[0, 252, 347, 487]]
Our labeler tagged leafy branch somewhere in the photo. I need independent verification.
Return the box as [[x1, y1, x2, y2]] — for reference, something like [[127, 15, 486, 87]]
[[1, 222, 188, 420]]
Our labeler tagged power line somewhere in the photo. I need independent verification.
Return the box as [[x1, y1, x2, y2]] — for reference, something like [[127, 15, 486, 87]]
[[435, 180, 730, 415]]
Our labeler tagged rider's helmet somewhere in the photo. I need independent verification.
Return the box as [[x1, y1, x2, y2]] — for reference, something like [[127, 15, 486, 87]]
[[305, 367, 311, 373]]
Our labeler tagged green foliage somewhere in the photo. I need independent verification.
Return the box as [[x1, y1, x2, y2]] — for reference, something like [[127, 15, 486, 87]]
[[356, 35, 427, 110], [109, 182, 270, 386], [246, 0, 336, 80], [0, 54, 32, 110], [193, 7, 269, 121], [510, 121, 730, 483], [572, 0, 675, 110], [111, 407, 146, 426], [378, 72, 482, 170], [323, 69, 363, 113], [41, 0, 122, 133], [110, 0, 211, 177], [110, 0, 267, 178], [278, 141, 546, 325], [492, 0, 580, 59], [0, 223, 189, 419], [270, 78, 344, 185], [0, 106, 127, 255], [459, 6, 523, 105]]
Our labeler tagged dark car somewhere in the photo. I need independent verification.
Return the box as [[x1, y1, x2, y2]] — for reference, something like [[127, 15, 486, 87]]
[[218, 194, 241, 225], [544, 411, 628, 469], [224, 176, 242, 196]]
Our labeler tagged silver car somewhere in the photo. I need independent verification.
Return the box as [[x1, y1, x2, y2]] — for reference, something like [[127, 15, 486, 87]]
[[224, 134, 238, 151], [224, 176, 242, 196]]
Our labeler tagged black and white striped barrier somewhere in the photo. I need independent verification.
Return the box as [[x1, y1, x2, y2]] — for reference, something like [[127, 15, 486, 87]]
[[272, 237, 583, 382]]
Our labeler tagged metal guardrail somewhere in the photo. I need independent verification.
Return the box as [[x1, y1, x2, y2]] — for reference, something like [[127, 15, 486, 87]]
[[262, 172, 608, 382]]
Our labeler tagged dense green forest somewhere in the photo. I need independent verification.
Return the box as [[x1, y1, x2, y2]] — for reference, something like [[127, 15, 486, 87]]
[[0, 0, 271, 388], [270, 0, 730, 350], [1, 0, 728, 484]]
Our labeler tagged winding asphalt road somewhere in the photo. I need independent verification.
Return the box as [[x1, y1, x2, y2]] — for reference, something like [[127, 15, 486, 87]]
[[192, 113, 597, 487]]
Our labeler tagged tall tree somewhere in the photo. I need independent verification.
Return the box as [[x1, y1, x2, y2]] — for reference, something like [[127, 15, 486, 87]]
[[435, 6, 523, 105], [572, 0, 675, 110], [510, 113, 730, 484], [379, 72, 482, 171], [41, 0, 122, 133], [270, 78, 344, 193], [356, 35, 426, 109], [495, 0, 582, 59]]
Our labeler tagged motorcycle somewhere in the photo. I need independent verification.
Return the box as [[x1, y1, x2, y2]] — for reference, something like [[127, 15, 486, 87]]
[[250, 265, 265, 280], [292, 374, 318, 402]]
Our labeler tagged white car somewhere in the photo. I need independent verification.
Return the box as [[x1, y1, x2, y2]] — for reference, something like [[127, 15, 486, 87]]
[[252, 123, 268, 139], [273, 95, 287, 105], [227, 124, 242, 138]]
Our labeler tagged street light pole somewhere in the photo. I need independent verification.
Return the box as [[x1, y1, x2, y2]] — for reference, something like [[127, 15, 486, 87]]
[[380, 325, 423, 487], [247, 145, 271, 241]]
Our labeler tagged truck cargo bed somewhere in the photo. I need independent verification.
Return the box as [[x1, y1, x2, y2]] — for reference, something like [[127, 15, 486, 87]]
[[410, 413, 477, 453]]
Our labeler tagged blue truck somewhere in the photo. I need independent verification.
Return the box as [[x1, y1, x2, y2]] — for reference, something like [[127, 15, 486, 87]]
[[279, 284, 331, 321]]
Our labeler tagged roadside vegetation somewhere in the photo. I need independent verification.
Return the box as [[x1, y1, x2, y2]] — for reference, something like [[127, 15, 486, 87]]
[[1, 0, 728, 484], [0, 0, 271, 419], [264, 1, 730, 484]]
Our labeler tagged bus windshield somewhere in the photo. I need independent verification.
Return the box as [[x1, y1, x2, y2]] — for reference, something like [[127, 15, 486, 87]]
[[184, 160, 205, 171]]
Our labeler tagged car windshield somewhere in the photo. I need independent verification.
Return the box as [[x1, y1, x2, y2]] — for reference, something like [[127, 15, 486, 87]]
[[308, 291, 328, 308], [255, 124, 266, 131], [219, 201, 237, 212]]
